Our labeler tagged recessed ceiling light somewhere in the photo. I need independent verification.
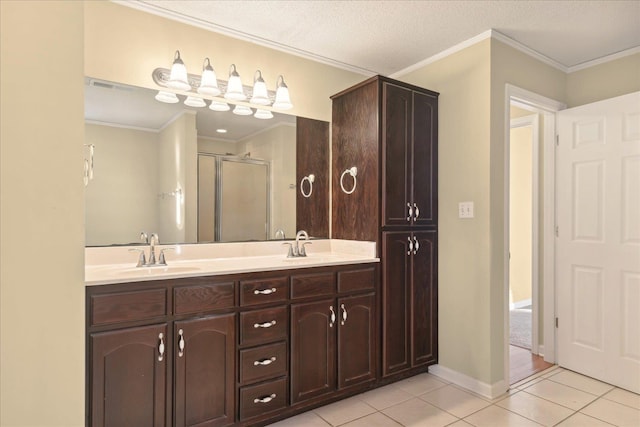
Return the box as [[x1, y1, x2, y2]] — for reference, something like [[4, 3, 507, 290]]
[[216, 129, 228, 133]]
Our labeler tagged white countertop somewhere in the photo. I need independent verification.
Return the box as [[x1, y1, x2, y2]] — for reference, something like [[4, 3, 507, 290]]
[[85, 239, 378, 286]]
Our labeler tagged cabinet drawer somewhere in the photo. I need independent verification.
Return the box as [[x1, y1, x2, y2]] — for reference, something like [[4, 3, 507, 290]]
[[240, 276, 288, 307], [239, 306, 288, 346], [174, 281, 235, 315], [239, 341, 287, 385], [239, 377, 287, 420], [90, 288, 167, 327], [291, 272, 336, 299], [337, 267, 376, 293]]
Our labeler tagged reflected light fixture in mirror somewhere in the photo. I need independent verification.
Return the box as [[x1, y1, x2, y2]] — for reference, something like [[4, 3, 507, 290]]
[[254, 109, 273, 120], [233, 105, 253, 116], [209, 101, 230, 111], [184, 96, 206, 108], [155, 91, 179, 104]]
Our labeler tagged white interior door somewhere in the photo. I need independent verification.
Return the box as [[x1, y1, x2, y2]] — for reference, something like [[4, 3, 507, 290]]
[[557, 91, 640, 393]]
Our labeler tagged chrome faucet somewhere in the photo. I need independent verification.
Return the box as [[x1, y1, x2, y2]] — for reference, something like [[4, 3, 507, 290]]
[[295, 230, 311, 257], [274, 229, 286, 240], [130, 232, 172, 267], [149, 233, 159, 265]]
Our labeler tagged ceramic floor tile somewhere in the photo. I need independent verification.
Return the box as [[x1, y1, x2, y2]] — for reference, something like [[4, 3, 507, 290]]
[[513, 377, 545, 391], [496, 391, 574, 426], [313, 395, 376, 426], [340, 411, 402, 427], [523, 379, 599, 410], [381, 397, 458, 427], [447, 421, 474, 427], [463, 405, 543, 427], [420, 385, 491, 418], [267, 410, 332, 426], [546, 370, 615, 396], [393, 373, 448, 396], [555, 412, 616, 427], [602, 387, 640, 409], [542, 367, 565, 378], [358, 384, 414, 410], [581, 398, 640, 426]]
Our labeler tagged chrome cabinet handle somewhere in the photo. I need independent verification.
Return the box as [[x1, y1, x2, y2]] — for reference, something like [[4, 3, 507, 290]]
[[414, 203, 419, 221], [178, 329, 185, 358], [407, 236, 413, 255], [254, 320, 277, 328], [341, 303, 348, 326], [413, 236, 420, 254], [329, 306, 336, 328], [254, 393, 276, 404], [407, 203, 413, 221], [254, 288, 277, 295], [158, 333, 165, 362], [254, 356, 276, 366]]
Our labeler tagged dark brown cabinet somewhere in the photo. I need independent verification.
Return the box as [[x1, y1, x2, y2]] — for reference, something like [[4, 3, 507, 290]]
[[290, 269, 377, 405], [90, 323, 168, 427], [332, 76, 438, 381], [382, 231, 437, 377], [174, 315, 235, 427]]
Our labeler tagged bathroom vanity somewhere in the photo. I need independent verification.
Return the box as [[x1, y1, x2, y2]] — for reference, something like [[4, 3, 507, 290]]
[[86, 241, 379, 427]]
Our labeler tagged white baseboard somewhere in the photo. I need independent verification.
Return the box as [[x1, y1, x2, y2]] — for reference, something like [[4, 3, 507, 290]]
[[537, 345, 545, 357], [510, 299, 532, 310], [429, 364, 509, 399]]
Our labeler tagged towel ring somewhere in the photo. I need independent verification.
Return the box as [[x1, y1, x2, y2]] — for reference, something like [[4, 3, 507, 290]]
[[300, 174, 315, 198], [340, 167, 358, 195]]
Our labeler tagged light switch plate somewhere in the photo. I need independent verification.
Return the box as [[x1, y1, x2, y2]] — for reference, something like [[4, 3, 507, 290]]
[[459, 201, 474, 218]]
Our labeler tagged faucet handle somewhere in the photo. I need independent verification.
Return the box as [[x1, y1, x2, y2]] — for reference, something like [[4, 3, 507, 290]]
[[300, 241, 312, 257], [282, 242, 295, 258], [158, 247, 174, 265], [129, 248, 147, 267]]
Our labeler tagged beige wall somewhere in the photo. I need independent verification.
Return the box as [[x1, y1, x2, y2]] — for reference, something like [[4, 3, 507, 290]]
[[85, 124, 159, 245], [1, 1, 85, 426], [566, 53, 640, 107], [84, 2, 367, 122]]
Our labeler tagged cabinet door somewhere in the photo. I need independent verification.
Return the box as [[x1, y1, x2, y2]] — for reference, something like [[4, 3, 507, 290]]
[[291, 299, 336, 403], [411, 231, 438, 367], [90, 323, 168, 427], [338, 293, 376, 389], [382, 82, 413, 227], [411, 91, 438, 226], [381, 232, 412, 376], [174, 314, 235, 427]]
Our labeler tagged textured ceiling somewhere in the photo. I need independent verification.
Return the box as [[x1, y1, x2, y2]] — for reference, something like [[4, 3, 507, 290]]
[[130, 0, 640, 75]]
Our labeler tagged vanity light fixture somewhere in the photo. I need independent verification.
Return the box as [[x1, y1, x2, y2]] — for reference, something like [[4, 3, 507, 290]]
[[224, 64, 246, 101], [166, 50, 191, 91], [209, 101, 231, 112], [232, 104, 253, 116], [254, 109, 274, 120], [184, 95, 206, 108], [155, 90, 179, 104], [197, 58, 221, 96], [250, 70, 270, 105], [272, 75, 293, 110]]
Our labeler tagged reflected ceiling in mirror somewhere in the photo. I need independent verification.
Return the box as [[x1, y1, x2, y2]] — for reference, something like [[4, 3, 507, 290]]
[[84, 77, 297, 247]]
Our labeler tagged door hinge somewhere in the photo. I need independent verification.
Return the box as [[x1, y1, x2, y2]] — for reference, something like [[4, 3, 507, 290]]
[[555, 226, 559, 237], [556, 135, 559, 146], [555, 317, 559, 328]]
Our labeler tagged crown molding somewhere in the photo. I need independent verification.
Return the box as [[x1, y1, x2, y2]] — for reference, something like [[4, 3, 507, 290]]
[[114, 0, 375, 77], [567, 45, 640, 73], [85, 119, 159, 133]]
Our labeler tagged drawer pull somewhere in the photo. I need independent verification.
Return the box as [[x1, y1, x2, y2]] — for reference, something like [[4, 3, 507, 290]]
[[253, 288, 277, 295], [178, 329, 185, 358], [158, 333, 165, 362], [329, 306, 336, 328], [254, 320, 277, 328], [253, 393, 276, 404], [414, 202, 420, 221], [253, 356, 277, 366], [341, 303, 348, 326]]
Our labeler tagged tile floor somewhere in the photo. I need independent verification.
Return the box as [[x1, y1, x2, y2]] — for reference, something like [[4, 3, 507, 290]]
[[267, 367, 640, 427]]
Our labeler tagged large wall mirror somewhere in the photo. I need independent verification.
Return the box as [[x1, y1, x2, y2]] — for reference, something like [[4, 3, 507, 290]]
[[84, 77, 299, 246]]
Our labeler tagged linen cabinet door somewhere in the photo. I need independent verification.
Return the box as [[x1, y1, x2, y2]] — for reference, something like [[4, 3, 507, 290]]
[[90, 323, 168, 427], [290, 299, 336, 404], [411, 91, 438, 227], [174, 314, 235, 427], [411, 231, 438, 367], [381, 231, 412, 377], [337, 293, 376, 389], [382, 82, 413, 227]]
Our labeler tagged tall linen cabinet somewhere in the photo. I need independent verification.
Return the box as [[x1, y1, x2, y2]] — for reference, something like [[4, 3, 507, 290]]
[[331, 75, 438, 379]]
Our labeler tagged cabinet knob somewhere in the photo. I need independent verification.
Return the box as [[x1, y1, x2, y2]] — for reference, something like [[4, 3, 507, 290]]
[[178, 329, 185, 358], [254, 288, 277, 295], [253, 393, 276, 404], [253, 320, 277, 329], [157, 333, 165, 362]]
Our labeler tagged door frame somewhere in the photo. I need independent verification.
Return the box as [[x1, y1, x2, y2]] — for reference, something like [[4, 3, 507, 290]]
[[503, 84, 565, 385], [509, 113, 539, 356]]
